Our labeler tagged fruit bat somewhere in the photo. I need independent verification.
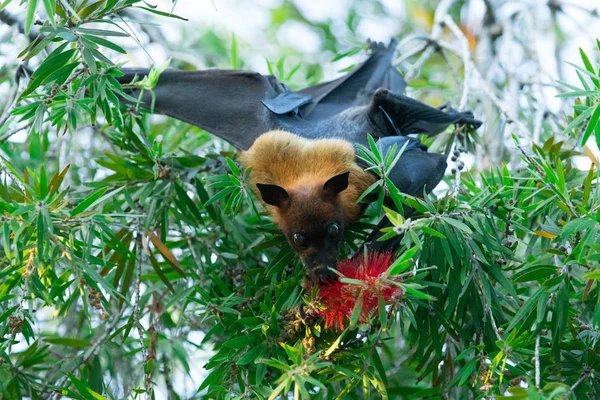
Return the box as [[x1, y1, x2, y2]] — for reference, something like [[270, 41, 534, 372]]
[[118, 39, 481, 279]]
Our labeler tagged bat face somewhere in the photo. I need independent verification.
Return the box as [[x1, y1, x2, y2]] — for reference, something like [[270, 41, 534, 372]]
[[256, 172, 350, 283]]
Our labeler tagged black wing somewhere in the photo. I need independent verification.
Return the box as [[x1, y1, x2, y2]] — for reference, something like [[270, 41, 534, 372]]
[[368, 89, 480, 137], [117, 69, 284, 150], [293, 39, 407, 120], [118, 39, 480, 149]]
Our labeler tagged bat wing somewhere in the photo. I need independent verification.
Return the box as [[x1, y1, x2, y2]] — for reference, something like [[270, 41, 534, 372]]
[[117, 68, 285, 150], [117, 40, 407, 150], [265, 40, 480, 144], [289, 39, 407, 120], [368, 89, 482, 137], [119, 39, 480, 150]]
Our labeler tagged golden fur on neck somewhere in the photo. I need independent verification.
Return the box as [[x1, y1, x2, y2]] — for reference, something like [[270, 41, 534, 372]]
[[239, 130, 376, 223]]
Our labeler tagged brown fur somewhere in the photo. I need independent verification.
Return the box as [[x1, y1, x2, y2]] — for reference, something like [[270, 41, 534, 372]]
[[239, 130, 377, 224]]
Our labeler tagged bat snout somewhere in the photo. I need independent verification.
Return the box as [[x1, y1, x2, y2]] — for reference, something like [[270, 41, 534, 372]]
[[312, 266, 338, 284], [304, 253, 338, 284]]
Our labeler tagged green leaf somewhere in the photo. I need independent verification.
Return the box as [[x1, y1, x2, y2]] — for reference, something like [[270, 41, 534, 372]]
[[77, 27, 130, 37], [42, 0, 55, 26], [339, 277, 366, 286], [25, 0, 38, 35], [440, 217, 473, 234], [204, 187, 235, 207], [537, 292, 549, 324], [42, 62, 79, 86], [582, 105, 600, 146], [507, 287, 546, 332], [579, 47, 599, 88], [55, 27, 78, 41], [355, 179, 382, 204], [147, 250, 175, 293], [257, 358, 291, 371], [552, 282, 569, 361], [401, 283, 433, 300], [325, 329, 347, 357], [39, 164, 47, 198], [581, 163, 600, 208], [0, 0, 13, 11], [45, 337, 92, 348], [238, 344, 266, 365], [134, 6, 188, 20], [420, 225, 446, 238], [231, 33, 238, 69], [79, 0, 105, 18], [226, 157, 241, 176], [82, 48, 97, 73], [268, 378, 290, 400], [563, 105, 595, 135], [23, 48, 76, 97], [513, 265, 557, 283], [596, 119, 600, 152], [69, 373, 107, 400], [387, 246, 418, 275], [83, 34, 127, 54], [223, 335, 256, 349], [349, 295, 363, 328], [367, 134, 382, 164], [562, 218, 596, 237], [173, 182, 204, 224], [555, 90, 599, 98], [31, 45, 71, 81], [583, 270, 600, 280], [330, 46, 362, 62], [71, 187, 108, 216]]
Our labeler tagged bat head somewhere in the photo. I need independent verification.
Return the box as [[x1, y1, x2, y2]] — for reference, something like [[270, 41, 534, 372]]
[[256, 171, 350, 283]]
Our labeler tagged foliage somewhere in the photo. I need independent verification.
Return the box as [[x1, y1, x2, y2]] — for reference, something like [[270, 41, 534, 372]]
[[0, 1, 599, 399]]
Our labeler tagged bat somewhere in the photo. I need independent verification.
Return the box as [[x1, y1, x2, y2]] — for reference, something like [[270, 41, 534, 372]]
[[118, 39, 481, 281]]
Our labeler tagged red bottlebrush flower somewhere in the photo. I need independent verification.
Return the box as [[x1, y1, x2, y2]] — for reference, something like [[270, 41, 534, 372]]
[[316, 251, 403, 331]]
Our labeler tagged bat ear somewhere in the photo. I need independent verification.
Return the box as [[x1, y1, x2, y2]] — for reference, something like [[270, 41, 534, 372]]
[[323, 171, 350, 198], [256, 183, 290, 208]]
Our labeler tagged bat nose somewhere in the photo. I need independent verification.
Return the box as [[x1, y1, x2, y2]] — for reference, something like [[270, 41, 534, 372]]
[[311, 264, 338, 284]]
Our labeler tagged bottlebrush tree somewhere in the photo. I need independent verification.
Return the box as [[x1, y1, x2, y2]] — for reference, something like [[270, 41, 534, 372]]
[[0, 1, 600, 399]]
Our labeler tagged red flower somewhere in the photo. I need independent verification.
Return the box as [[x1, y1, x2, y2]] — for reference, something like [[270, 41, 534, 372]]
[[316, 251, 403, 331]]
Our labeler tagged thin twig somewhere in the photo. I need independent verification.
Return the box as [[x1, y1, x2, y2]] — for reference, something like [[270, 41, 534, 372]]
[[439, 48, 460, 84], [571, 373, 587, 391], [0, 67, 28, 130], [137, 233, 151, 399], [404, 0, 458, 80], [52, 305, 126, 398], [475, 268, 503, 342], [0, 123, 30, 143], [442, 16, 471, 110], [0, 159, 26, 197], [534, 333, 541, 389], [395, 37, 432, 66], [244, 370, 251, 400], [451, 145, 462, 198]]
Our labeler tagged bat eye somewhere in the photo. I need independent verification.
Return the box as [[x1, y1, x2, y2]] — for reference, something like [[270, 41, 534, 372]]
[[327, 223, 340, 237], [293, 232, 307, 248]]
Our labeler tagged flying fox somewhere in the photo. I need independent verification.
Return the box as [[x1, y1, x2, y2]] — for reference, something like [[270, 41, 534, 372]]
[[118, 39, 481, 281]]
